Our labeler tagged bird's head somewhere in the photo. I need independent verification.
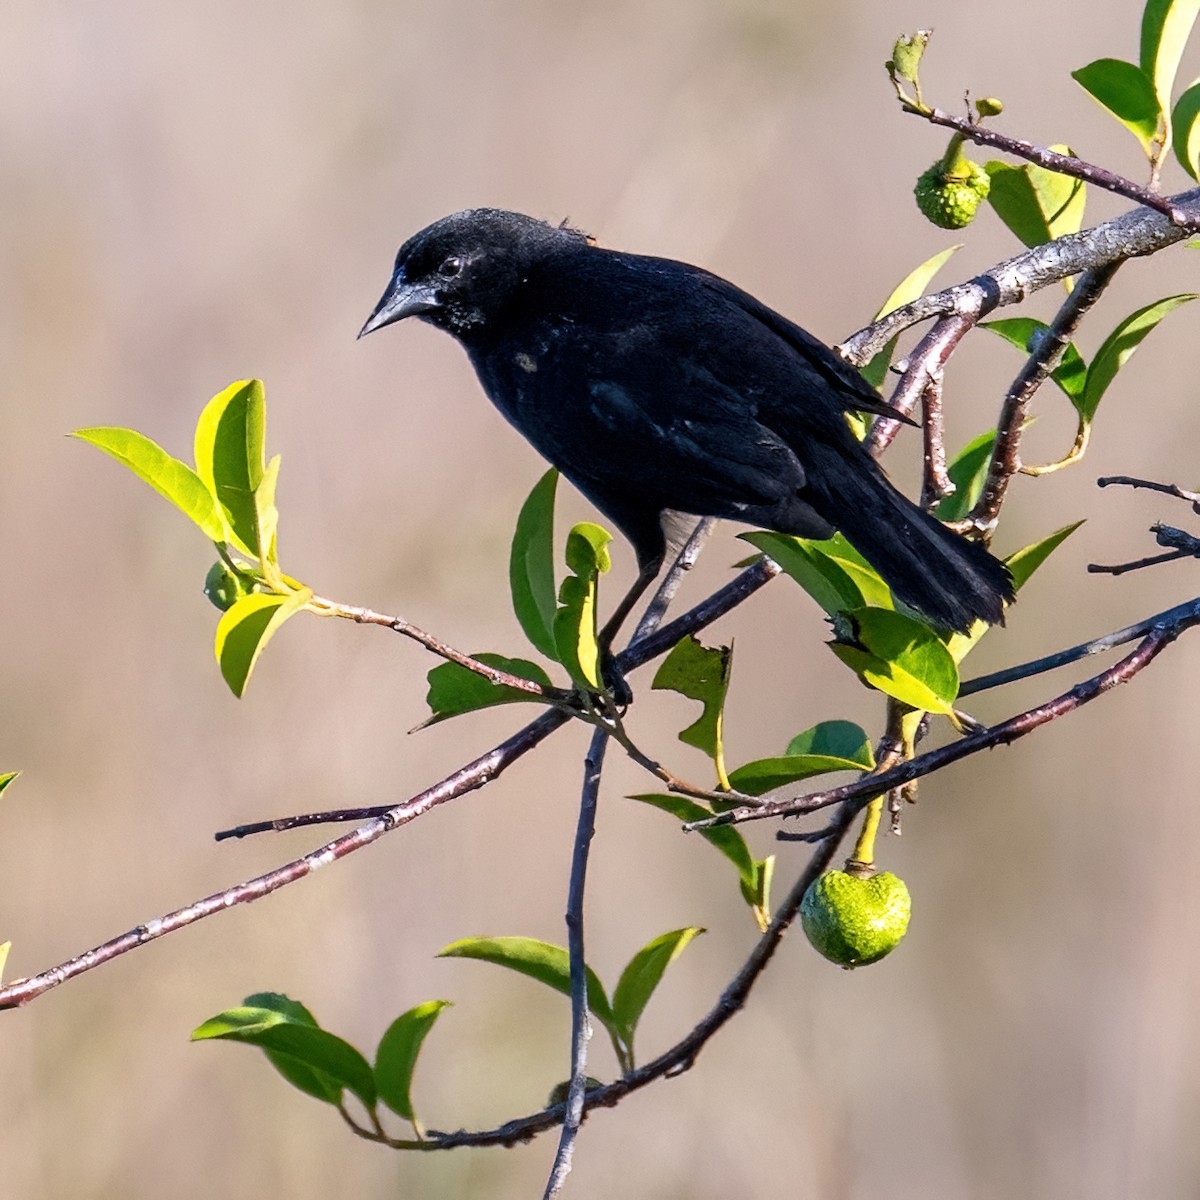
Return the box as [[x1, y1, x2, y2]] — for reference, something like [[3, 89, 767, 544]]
[[358, 209, 588, 341]]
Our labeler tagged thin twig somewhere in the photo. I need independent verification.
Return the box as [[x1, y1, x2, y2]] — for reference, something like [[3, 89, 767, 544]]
[[1098, 476, 1200, 511], [863, 313, 979, 457], [543, 728, 608, 1200], [631, 518, 714, 644], [906, 105, 1194, 226], [1088, 548, 1191, 576], [968, 263, 1120, 534], [313, 596, 572, 703], [690, 617, 1189, 831], [960, 592, 1200, 695], [919, 366, 954, 508], [839, 188, 1200, 367]]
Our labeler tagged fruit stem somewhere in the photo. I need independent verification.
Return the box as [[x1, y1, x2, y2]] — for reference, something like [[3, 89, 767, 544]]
[[846, 795, 884, 875], [939, 132, 970, 179]]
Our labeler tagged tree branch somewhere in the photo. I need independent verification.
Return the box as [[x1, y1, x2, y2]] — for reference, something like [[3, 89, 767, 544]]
[[838, 188, 1200, 367]]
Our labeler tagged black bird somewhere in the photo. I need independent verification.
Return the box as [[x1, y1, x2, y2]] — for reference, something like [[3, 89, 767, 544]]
[[359, 208, 1013, 641]]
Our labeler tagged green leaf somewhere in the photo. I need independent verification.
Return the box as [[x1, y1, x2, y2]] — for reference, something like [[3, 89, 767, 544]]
[[552, 523, 613, 690], [1142, 0, 1200, 119], [1079, 294, 1196, 422], [740, 531, 892, 615], [986, 151, 1087, 248], [1072, 59, 1162, 155], [611, 928, 704, 1052], [72, 428, 227, 542], [727, 753, 870, 797], [192, 994, 377, 1110], [375, 1000, 453, 1123], [509, 470, 561, 660], [628, 792, 758, 890], [214, 590, 310, 698], [255, 454, 282, 569], [933, 429, 996, 523], [784, 720, 874, 767], [437, 936, 614, 1031], [829, 608, 959, 714], [418, 654, 555, 728], [652, 635, 733, 784], [0, 771, 19, 797], [1173, 80, 1200, 178], [861, 246, 961, 390], [740, 855, 774, 930], [193, 380, 268, 558], [1005, 520, 1085, 591], [980, 319, 1088, 400]]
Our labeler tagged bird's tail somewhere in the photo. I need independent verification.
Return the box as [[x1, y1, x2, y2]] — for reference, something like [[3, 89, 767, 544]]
[[797, 442, 1014, 634]]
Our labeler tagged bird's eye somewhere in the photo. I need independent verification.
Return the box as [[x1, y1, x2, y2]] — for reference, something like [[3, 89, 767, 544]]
[[437, 255, 465, 280]]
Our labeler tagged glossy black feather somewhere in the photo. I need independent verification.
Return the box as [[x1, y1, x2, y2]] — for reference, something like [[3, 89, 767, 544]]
[[361, 209, 1014, 633]]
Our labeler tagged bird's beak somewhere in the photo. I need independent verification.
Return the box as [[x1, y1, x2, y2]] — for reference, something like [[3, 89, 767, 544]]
[[357, 270, 439, 339]]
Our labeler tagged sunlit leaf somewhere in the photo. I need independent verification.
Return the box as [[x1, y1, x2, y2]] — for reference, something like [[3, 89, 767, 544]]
[[611, 928, 704, 1054], [375, 1000, 453, 1123], [740, 531, 892, 615], [213, 590, 310, 698], [980, 318, 1088, 399], [727, 753, 870, 797], [1142, 0, 1200, 122], [652, 635, 733, 785], [0, 771, 19, 798], [986, 151, 1087, 247], [861, 246, 961, 390], [1072, 59, 1162, 154], [1079, 294, 1197, 421], [740, 855, 774, 931], [785, 720, 875, 767], [72, 427, 226, 542], [829, 608, 959, 714], [1005, 521, 1086, 591], [552, 522, 612, 689], [193, 380, 267, 558], [437, 936, 614, 1030], [510, 470, 560, 660], [417, 654, 554, 728], [1174, 80, 1200, 178], [0, 941, 9, 984], [192, 993, 376, 1110]]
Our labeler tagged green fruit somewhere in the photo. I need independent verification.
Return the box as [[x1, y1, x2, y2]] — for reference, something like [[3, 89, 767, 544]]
[[800, 868, 911, 968], [204, 561, 252, 612], [913, 159, 991, 229]]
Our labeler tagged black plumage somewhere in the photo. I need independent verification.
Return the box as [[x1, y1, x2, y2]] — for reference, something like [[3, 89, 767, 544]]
[[360, 208, 1013, 637]]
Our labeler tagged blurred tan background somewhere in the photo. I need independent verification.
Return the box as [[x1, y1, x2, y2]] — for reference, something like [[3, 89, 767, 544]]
[[3, 1, 1200, 1197]]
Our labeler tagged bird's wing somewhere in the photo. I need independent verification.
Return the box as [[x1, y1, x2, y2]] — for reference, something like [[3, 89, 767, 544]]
[[695, 271, 916, 425]]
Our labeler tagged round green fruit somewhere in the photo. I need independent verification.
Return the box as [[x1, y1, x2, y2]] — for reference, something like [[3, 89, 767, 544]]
[[204, 561, 251, 612], [800, 868, 911, 968], [913, 159, 991, 229]]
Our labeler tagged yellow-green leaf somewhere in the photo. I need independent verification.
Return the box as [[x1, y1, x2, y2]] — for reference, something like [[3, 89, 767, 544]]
[[193, 380, 267, 558], [213, 589, 310, 697], [72, 427, 226, 542]]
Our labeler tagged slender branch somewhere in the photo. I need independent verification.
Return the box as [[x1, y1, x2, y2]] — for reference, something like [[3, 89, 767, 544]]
[[960, 593, 1200, 695], [631, 518, 714, 644], [967, 262, 1120, 533], [838, 188, 1200, 367], [693, 615, 1190, 830], [863, 313, 980, 457], [919, 365, 953, 508], [1097, 475, 1200, 512], [543, 729, 608, 1200], [1088, 548, 1191, 576], [311, 595, 572, 703], [906, 105, 1194, 225]]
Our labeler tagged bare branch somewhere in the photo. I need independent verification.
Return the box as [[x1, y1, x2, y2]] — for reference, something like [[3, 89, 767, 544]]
[[542, 728, 608, 1199], [839, 188, 1200, 367]]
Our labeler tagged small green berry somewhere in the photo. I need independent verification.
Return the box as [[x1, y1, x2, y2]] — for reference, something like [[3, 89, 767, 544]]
[[204, 561, 252, 612], [800, 868, 911, 968], [913, 159, 991, 229]]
